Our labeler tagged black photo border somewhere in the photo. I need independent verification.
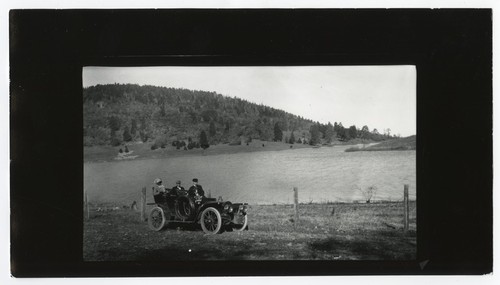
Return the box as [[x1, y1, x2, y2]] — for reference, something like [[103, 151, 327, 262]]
[[10, 9, 492, 276]]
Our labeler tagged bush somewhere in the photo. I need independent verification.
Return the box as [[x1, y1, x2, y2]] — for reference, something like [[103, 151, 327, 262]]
[[119, 148, 123, 153], [362, 186, 377, 203], [124, 146, 129, 153], [154, 135, 168, 149], [151, 144, 158, 150]]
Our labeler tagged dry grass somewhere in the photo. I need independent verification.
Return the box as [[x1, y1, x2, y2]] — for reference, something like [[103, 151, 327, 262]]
[[345, 136, 416, 152], [84, 201, 416, 261]]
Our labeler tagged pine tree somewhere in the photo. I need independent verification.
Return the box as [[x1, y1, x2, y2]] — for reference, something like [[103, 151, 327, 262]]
[[310, 124, 321, 145], [274, 122, 283, 142], [160, 104, 166, 117], [348, 125, 357, 139], [200, 130, 210, 150], [325, 122, 335, 143], [209, 120, 216, 137], [130, 119, 137, 136], [289, 131, 295, 144], [110, 131, 121, 146], [139, 130, 148, 142], [361, 125, 370, 139], [123, 126, 132, 142], [108, 116, 121, 132]]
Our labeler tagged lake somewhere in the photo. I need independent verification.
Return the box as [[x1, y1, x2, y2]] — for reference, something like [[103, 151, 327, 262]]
[[84, 145, 416, 205]]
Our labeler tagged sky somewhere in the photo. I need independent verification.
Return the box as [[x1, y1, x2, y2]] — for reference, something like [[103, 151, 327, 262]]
[[83, 66, 416, 137]]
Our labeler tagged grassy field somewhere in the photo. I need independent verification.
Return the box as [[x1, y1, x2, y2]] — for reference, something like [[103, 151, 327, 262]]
[[84, 201, 416, 261], [345, 136, 416, 152], [84, 138, 386, 163]]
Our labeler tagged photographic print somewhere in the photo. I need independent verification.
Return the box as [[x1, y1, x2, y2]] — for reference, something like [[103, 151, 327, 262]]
[[82, 66, 416, 261]]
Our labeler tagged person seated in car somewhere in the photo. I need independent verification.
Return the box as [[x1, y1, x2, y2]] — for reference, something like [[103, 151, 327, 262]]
[[153, 178, 166, 194], [170, 180, 185, 196], [152, 178, 167, 203], [188, 178, 205, 203]]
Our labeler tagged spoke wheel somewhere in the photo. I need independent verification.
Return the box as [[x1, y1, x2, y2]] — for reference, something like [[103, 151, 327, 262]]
[[200, 207, 222, 234], [233, 214, 248, 232], [148, 207, 166, 231]]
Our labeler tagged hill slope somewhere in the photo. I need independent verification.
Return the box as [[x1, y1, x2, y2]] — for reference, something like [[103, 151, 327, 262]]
[[84, 84, 316, 147], [83, 84, 394, 147]]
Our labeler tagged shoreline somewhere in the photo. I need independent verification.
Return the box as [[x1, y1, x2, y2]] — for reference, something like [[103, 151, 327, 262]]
[[84, 139, 376, 164]]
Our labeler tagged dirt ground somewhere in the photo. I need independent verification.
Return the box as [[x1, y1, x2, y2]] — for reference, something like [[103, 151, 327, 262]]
[[83, 202, 416, 261]]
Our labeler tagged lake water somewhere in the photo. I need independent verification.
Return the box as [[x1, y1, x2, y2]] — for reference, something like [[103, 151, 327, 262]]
[[84, 145, 416, 205]]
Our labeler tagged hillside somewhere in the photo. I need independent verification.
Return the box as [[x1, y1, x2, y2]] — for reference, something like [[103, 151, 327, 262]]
[[83, 84, 393, 147]]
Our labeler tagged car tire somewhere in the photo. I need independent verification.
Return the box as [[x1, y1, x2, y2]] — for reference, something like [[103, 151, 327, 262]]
[[200, 207, 222, 234], [233, 214, 248, 232], [148, 206, 168, 231]]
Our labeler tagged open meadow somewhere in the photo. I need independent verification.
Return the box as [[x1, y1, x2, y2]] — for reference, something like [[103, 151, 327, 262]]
[[84, 201, 416, 261]]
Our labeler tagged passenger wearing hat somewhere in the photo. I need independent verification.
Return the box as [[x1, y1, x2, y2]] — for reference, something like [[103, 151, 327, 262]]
[[170, 180, 185, 196], [152, 178, 166, 195], [188, 178, 205, 202], [152, 178, 167, 204]]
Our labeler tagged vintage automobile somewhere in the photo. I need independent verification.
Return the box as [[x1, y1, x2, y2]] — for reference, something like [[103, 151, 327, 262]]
[[147, 188, 248, 234]]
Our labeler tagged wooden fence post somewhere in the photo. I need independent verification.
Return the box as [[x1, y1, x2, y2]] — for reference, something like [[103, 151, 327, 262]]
[[293, 187, 299, 229], [141, 187, 147, 222], [404, 184, 409, 232], [84, 190, 90, 220]]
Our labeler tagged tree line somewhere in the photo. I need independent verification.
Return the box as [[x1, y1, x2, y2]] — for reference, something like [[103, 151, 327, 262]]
[[83, 84, 395, 148]]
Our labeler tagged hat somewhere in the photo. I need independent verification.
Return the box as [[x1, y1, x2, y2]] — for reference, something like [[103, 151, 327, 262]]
[[176, 180, 181, 184], [154, 178, 162, 185], [192, 178, 198, 183]]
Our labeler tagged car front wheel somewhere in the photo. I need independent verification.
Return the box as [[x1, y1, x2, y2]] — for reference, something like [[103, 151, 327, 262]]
[[233, 214, 248, 232], [200, 207, 222, 234]]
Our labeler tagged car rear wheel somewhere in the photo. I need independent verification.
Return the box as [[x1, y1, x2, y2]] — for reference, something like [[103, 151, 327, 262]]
[[200, 207, 222, 234], [148, 206, 167, 231], [233, 214, 248, 232]]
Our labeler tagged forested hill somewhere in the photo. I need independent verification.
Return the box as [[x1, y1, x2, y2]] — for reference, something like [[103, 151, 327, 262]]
[[83, 84, 392, 147]]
